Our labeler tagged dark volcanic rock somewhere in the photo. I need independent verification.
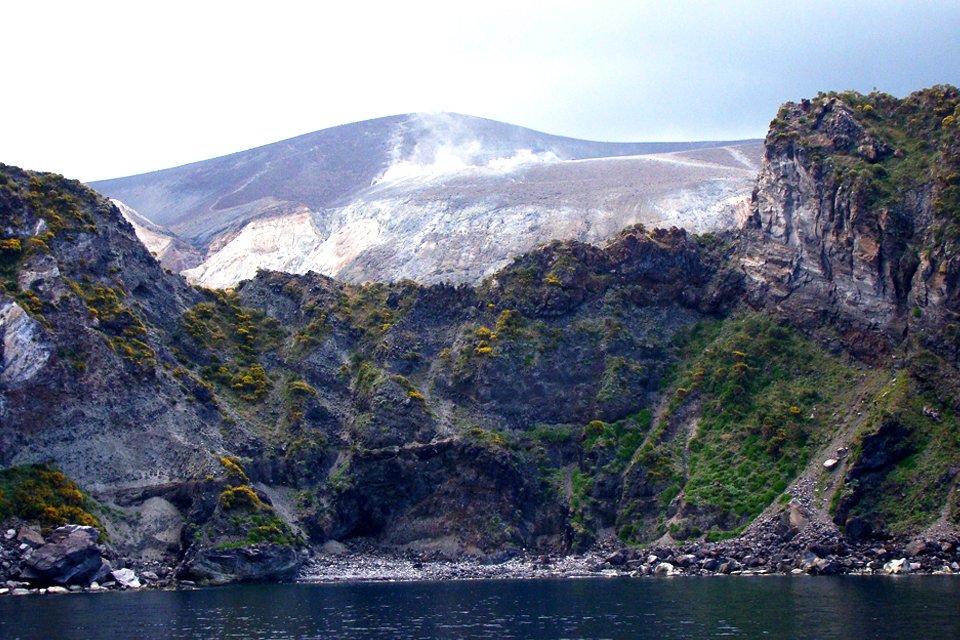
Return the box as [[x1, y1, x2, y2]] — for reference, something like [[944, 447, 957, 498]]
[[19, 525, 106, 586], [185, 544, 303, 585]]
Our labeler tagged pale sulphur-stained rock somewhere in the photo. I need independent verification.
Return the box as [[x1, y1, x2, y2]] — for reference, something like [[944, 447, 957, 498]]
[[0, 299, 49, 386]]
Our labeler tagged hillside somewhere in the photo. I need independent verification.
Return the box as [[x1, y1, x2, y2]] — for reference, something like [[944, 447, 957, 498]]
[[89, 113, 761, 286], [1, 87, 959, 584]]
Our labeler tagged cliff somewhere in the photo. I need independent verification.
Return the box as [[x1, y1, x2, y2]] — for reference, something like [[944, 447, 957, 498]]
[[1, 87, 959, 583]]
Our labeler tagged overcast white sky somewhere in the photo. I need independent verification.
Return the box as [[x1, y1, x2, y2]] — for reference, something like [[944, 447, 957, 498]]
[[3, 0, 959, 181]]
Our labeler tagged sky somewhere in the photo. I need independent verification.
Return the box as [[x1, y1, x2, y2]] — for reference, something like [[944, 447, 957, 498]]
[[3, 0, 959, 181]]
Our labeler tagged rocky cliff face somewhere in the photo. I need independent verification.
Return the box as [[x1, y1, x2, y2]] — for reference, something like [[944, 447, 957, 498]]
[[2, 87, 959, 583], [741, 87, 960, 362], [737, 86, 960, 539], [0, 165, 237, 491]]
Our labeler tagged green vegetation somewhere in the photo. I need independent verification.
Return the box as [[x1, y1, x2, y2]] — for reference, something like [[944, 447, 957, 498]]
[[69, 281, 156, 368], [678, 317, 853, 520], [219, 456, 250, 486], [219, 485, 264, 510], [463, 424, 512, 450], [0, 465, 100, 530], [569, 468, 594, 545], [181, 290, 284, 360], [596, 356, 647, 409], [838, 356, 960, 533], [333, 280, 417, 344], [283, 378, 318, 427], [622, 315, 858, 540], [774, 86, 960, 248], [293, 304, 331, 350], [0, 168, 103, 297], [215, 512, 298, 549], [583, 411, 651, 473], [213, 457, 299, 548], [179, 290, 284, 402], [450, 310, 566, 383]]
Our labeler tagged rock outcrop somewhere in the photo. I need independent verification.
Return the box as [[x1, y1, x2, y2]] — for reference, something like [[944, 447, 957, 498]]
[[184, 544, 303, 585], [0, 299, 49, 385], [18, 525, 108, 586], [741, 87, 960, 362]]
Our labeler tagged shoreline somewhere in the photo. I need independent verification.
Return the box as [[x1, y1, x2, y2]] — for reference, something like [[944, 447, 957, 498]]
[[3, 516, 959, 596], [3, 551, 959, 598]]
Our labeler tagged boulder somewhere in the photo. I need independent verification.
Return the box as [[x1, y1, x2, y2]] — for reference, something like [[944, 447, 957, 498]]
[[808, 557, 840, 575], [718, 559, 740, 574], [605, 549, 628, 567], [16, 526, 44, 548], [653, 562, 676, 576], [19, 525, 105, 586], [676, 554, 699, 568], [186, 544, 303, 585], [319, 540, 349, 556], [111, 568, 141, 589], [904, 540, 928, 557], [882, 558, 909, 575]]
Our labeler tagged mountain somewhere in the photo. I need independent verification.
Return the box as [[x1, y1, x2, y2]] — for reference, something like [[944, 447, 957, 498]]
[[89, 113, 761, 287], [2, 87, 959, 585]]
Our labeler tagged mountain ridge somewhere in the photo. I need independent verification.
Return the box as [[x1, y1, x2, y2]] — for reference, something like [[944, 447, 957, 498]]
[[88, 112, 762, 287]]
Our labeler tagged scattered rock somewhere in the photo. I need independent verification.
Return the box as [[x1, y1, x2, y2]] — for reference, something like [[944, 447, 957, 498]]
[[808, 557, 840, 575], [605, 549, 628, 567], [718, 559, 740, 574]]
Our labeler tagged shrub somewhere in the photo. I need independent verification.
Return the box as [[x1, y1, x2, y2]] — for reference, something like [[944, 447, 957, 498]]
[[219, 486, 263, 511], [285, 380, 318, 397], [231, 364, 270, 401], [219, 456, 250, 486], [0, 465, 100, 530]]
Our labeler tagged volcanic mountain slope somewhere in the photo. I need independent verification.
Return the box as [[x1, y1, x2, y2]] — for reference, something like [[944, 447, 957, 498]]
[[90, 112, 761, 287], [1, 87, 959, 583]]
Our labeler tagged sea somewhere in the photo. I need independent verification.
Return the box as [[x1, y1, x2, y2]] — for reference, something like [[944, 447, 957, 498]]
[[0, 576, 957, 639]]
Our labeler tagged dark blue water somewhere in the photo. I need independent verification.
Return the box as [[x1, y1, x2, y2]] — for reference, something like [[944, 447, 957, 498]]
[[0, 577, 957, 639]]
